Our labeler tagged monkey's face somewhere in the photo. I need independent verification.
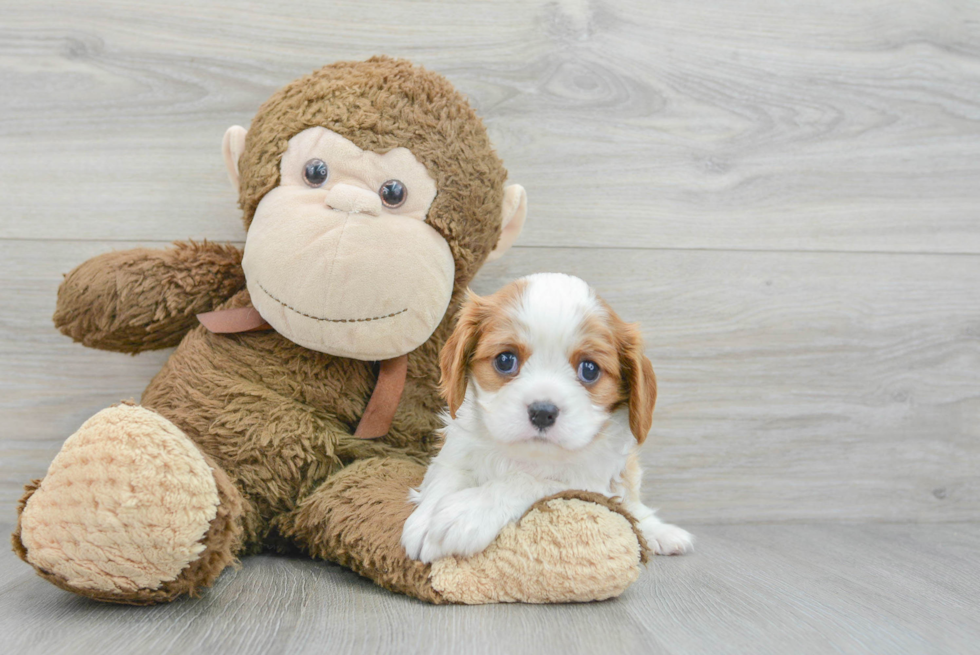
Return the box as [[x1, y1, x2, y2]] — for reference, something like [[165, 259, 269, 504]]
[[241, 127, 454, 360]]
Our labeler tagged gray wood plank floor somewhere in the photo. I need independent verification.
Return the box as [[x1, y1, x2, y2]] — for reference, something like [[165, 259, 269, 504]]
[[3, 523, 978, 655], [2, 0, 979, 652]]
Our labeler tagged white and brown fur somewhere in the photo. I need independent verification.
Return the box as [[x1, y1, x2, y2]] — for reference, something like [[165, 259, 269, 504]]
[[401, 273, 693, 563]]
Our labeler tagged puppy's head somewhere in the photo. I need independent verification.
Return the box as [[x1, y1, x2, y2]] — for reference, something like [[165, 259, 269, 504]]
[[440, 273, 657, 450]]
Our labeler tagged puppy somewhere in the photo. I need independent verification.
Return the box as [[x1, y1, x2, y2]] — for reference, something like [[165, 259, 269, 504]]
[[401, 273, 693, 563]]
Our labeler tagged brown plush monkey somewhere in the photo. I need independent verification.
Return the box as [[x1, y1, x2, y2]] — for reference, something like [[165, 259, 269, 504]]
[[12, 57, 648, 604]]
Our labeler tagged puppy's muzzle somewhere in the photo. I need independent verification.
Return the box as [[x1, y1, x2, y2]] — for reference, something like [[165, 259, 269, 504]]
[[527, 401, 559, 430]]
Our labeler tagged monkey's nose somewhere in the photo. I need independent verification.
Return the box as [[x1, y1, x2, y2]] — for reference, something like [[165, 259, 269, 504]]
[[528, 401, 559, 430], [323, 184, 382, 216]]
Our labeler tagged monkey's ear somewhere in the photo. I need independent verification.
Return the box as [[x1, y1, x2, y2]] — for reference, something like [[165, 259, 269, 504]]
[[222, 126, 248, 195], [486, 184, 527, 263]]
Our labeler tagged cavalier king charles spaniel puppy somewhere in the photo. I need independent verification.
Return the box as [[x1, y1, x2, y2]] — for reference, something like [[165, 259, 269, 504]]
[[401, 273, 693, 563]]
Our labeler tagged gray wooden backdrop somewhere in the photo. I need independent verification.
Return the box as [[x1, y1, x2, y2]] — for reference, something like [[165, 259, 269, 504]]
[[1, 0, 978, 528]]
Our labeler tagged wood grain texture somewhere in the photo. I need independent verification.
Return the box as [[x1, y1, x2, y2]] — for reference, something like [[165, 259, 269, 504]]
[[2, 0, 979, 648], [1, 0, 979, 252], [2, 240, 977, 522], [2, 522, 978, 655]]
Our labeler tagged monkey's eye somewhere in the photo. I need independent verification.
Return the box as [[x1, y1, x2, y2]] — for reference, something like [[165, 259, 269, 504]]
[[379, 179, 407, 208], [303, 159, 329, 187], [577, 360, 601, 384], [493, 352, 519, 376]]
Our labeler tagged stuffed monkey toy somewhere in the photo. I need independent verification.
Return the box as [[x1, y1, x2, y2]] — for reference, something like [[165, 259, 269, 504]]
[[13, 57, 648, 604]]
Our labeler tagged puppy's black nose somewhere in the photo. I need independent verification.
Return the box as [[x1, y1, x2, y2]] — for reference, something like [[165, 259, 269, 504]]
[[528, 402, 559, 430]]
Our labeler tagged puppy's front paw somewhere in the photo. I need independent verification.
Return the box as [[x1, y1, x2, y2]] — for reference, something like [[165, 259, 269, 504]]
[[640, 520, 694, 556], [418, 488, 506, 563], [401, 504, 431, 561]]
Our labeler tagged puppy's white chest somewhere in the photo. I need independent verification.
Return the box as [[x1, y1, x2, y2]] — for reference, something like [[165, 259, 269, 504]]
[[470, 445, 618, 497]]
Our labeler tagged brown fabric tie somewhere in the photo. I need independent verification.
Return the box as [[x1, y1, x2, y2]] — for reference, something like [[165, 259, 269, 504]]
[[197, 307, 408, 439], [352, 354, 409, 439], [197, 306, 272, 333]]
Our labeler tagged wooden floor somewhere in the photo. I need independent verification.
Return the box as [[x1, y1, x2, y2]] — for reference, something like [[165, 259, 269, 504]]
[[3, 522, 978, 655], [1, 0, 979, 653]]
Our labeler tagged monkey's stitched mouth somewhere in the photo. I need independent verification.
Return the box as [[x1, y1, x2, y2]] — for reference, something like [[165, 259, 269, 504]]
[[257, 282, 408, 324]]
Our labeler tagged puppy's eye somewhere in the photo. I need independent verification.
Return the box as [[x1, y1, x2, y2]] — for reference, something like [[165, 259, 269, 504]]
[[303, 159, 329, 187], [577, 360, 601, 384], [379, 179, 407, 208], [493, 352, 519, 375]]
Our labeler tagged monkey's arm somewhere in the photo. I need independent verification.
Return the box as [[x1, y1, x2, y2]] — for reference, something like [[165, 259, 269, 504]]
[[54, 241, 245, 353]]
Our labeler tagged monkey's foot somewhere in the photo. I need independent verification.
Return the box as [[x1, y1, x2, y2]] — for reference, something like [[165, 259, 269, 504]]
[[429, 492, 647, 604], [287, 458, 647, 604], [13, 404, 242, 604]]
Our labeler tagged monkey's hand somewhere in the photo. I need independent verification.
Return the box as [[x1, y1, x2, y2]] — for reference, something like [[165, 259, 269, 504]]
[[53, 241, 245, 353]]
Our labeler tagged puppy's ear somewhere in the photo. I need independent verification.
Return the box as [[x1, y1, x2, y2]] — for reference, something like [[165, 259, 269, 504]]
[[440, 291, 485, 418], [619, 322, 657, 444]]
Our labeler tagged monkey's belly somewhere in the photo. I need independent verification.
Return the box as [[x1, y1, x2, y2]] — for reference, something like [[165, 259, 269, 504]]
[[138, 326, 433, 516]]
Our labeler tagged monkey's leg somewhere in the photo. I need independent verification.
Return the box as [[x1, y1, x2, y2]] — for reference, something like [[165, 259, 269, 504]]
[[12, 404, 246, 605], [283, 457, 648, 604]]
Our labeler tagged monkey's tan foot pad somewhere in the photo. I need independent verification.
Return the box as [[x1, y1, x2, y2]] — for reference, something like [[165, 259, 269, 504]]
[[430, 492, 648, 604], [13, 404, 224, 602]]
